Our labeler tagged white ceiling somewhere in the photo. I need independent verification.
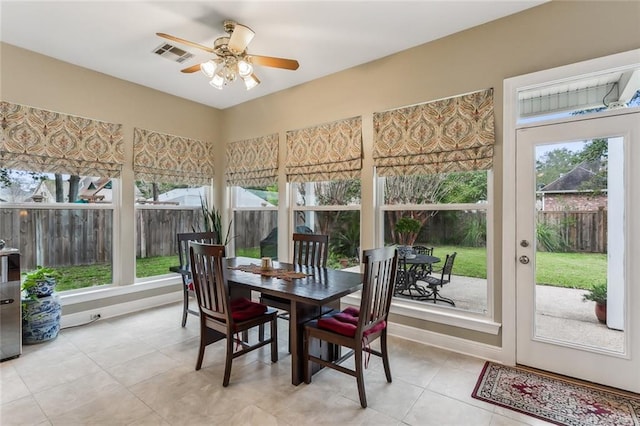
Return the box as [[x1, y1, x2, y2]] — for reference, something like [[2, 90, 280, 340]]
[[1, 1, 546, 110]]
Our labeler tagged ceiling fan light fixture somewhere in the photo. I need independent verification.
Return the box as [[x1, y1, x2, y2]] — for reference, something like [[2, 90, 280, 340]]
[[200, 60, 217, 78], [210, 73, 225, 90], [243, 73, 260, 90], [237, 59, 253, 78]]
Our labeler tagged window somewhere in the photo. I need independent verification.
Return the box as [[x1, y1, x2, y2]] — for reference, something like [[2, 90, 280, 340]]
[[134, 182, 206, 279], [231, 184, 278, 259], [0, 169, 115, 291], [380, 171, 489, 314], [292, 179, 361, 269], [132, 127, 215, 280], [0, 101, 125, 292]]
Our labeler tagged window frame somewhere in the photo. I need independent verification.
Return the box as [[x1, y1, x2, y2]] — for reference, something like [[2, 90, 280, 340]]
[[372, 169, 500, 334]]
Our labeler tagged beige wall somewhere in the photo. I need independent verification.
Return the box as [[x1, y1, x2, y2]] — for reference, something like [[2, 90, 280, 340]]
[[1, 1, 639, 345], [0, 42, 222, 292], [220, 1, 640, 346]]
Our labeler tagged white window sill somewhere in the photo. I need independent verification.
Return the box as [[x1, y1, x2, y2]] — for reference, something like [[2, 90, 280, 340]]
[[59, 274, 181, 305], [341, 292, 501, 335]]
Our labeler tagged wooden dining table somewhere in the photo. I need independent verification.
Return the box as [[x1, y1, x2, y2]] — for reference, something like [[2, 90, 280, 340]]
[[225, 257, 363, 385]]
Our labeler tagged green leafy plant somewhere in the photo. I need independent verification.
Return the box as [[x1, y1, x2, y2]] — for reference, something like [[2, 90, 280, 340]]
[[582, 283, 607, 305], [22, 266, 61, 293], [197, 196, 233, 245], [394, 216, 422, 246]]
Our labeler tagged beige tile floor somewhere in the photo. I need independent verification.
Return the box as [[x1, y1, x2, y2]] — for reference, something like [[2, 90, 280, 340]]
[[0, 303, 555, 426]]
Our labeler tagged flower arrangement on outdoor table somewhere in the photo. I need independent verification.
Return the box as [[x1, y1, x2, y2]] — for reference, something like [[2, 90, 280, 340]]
[[394, 216, 422, 257]]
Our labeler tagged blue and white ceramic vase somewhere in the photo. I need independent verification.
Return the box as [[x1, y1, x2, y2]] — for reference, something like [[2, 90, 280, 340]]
[[22, 293, 62, 344]]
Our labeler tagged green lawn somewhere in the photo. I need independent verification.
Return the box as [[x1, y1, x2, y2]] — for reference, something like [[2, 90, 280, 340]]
[[46, 246, 607, 292]]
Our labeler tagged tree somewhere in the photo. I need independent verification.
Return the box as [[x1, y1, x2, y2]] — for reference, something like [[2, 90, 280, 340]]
[[55, 174, 64, 202], [536, 148, 580, 188]]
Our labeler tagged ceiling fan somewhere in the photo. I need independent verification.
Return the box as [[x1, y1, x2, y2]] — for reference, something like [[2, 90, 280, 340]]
[[157, 20, 299, 90]]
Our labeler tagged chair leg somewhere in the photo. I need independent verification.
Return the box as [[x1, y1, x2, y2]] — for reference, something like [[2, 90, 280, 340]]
[[258, 323, 265, 341], [181, 285, 189, 327], [195, 322, 206, 370], [381, 331, 392, 383], [222, 334, 234, 387], [303, 329, 312, 384], [270, 318, 278, 363], [355, 345, 367, 408]]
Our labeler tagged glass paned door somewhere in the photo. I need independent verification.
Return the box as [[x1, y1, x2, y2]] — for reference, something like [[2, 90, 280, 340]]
[[515, 112, 640, 392]]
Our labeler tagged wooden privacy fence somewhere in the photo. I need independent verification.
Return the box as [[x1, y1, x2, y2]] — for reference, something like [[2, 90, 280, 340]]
[[232, 210, 278, 248], [0, 208, 113, 269], [537, 209, 607, 253], [0, 207, 203, 269]]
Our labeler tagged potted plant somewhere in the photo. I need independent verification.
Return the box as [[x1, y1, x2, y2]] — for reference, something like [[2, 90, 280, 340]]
[[582, 283, 607, 324], [21, 266, 63, 344], [22, 265, 62, 299], [394, 216, 422, 257]]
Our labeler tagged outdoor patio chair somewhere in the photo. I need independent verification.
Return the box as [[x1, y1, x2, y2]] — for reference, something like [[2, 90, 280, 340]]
[[171, 232, 217, 327], [189, 242, 278, 386], [416, 252, 457, 306], [260, 233, 329, 350], [303, 246, 398, 408], [412, 245, 435, 278]]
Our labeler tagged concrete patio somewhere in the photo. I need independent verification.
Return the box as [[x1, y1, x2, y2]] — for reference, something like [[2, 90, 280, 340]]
[[406, 275, 624, 353]]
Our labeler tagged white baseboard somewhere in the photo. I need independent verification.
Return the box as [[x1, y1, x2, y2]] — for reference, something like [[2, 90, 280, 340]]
[[60, 292, 182, 329], [388, 321, 503, 363]]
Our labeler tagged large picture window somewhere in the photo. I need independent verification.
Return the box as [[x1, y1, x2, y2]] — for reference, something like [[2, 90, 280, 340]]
[[0, 169, 115, 291], [380, 171, 489, 314], [293, 179, 361, 269]]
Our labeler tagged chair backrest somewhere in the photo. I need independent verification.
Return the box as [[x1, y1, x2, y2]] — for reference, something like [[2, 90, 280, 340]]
[[439, 252, 457, 281], [177, 232, 217, 272], [292, 233, 329, 267], [189, 242, 231, 322], [358, 246, 398, 336], [394, 255, 414, 292], [412, 246, 434, 256]]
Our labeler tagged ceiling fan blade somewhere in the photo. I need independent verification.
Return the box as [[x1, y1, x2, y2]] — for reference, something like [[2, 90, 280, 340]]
[[248, 55, 300, 70], [181, 63, 203, 73], [156, 32, 215, 54], [227, 23, 255, 54]]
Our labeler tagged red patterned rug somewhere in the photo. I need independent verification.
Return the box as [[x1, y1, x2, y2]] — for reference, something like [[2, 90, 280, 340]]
[[472, 362, 640, 426]]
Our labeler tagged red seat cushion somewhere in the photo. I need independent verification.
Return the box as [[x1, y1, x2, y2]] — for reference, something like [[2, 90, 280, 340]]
[[317, 307, 386, 338], [230, 298, 268, 322], [342, 306, 360, 317], [186, 279, 194, 292], [318, 316, 357, 336]]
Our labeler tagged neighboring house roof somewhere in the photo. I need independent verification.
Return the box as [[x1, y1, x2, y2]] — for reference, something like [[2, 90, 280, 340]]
[[539, 160, 605, 193]]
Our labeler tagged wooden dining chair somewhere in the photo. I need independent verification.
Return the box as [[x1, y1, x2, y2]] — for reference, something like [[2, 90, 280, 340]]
[[259, 233, 330, 349], [303, 246, 398, 408], [171, 231, 217, 327], [189, 242, 278, 386]]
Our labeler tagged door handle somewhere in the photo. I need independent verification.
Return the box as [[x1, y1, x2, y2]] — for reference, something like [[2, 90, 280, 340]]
[[0, 298, 14, 305], [519, 255, 530, 264]]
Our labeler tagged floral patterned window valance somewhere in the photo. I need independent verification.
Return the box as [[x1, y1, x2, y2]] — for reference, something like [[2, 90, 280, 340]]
[[286, 116, 362, 182], [226, 133, 278, 187], [0, 101, 124, 177], [133, 128, 215, 185], [373, 89, 495, 176]]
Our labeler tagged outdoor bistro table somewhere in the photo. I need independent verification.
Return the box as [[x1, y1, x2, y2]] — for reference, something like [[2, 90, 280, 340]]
[[225, 257, 363, 385], [395, 254, 441, 298]]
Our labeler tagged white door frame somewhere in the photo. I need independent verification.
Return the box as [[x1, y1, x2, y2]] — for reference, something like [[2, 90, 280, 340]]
[[502, 48, 640, 366]]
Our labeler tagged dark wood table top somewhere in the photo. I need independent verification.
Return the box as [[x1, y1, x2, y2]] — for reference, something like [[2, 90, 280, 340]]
[[225, 257, 363, 305]]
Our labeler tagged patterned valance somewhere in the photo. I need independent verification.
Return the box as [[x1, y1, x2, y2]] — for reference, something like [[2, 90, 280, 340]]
[[133, 128, 215, 185], [225, 133, 278, 187], [0, 101, 124, 177], [286, 116, 362, 182], [373, 89, 494, 176]]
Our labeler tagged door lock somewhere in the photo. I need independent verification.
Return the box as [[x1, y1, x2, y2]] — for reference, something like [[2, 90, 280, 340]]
[[520, 240, 530, 247], [519, 255, 530, 264]]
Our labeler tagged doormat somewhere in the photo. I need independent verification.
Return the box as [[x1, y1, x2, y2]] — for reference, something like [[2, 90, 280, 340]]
[[472, 362, 640, 426]]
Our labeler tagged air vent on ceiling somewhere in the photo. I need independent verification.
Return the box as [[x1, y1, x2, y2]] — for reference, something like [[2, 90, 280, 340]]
[[153, 43, 194, 63]]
